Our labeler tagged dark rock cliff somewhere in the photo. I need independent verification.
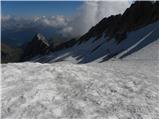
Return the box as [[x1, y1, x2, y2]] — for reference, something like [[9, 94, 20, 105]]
[[78, 1, 159, 43], [22, 33, 50, 60]]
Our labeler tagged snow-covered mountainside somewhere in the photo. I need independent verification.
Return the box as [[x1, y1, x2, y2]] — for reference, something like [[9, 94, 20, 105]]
[[19, 1, 158, 63], [1, 58, 158, 118], [1, 37, 159, 118], [1, 1, 159, 119], [1, 21, 159, 120], [121, 40, 159, 60], [32, 21, 158, 63]]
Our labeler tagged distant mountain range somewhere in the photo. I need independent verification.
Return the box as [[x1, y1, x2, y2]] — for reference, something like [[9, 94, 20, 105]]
[[1, 1, 159, 63], [1, 26, 70, 47]]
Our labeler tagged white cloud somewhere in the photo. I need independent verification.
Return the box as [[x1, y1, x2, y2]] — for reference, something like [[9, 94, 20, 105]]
[[1, 15, 69, 31], [67, 1, 130, 36], [2, 1, 131, 38]]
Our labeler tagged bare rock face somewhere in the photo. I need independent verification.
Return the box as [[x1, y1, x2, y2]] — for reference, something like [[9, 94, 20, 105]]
[[78, 1, 159, 43], [23, 33, 50, 60], [120, 1, 159, 32]]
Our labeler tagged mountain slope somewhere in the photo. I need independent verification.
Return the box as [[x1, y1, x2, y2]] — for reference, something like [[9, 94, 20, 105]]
[[78, 1, 158, 43], [1, 1, 159, 119], [22, 33, 50, 60], [29, 1, 158, 63], [32, 21, 158, 63], [116, 39, 159, 60]]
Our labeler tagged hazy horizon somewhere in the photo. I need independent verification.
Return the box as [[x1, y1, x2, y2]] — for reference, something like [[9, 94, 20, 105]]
[[1, 1, 131, 46]]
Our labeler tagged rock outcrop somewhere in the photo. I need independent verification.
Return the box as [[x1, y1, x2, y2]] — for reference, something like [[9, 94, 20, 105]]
[[23, 33, 50, 60], [78, 1, 159, 43]]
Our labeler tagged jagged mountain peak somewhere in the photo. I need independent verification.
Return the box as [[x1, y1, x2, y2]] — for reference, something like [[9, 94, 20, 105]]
[[33, 33, 49, 47], [22, 33, 50, 60], [22, 1, 158, 63], [79, 1, 158, 44]]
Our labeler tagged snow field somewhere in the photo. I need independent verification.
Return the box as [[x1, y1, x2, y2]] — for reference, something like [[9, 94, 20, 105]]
[[1, 60, 158, 118]]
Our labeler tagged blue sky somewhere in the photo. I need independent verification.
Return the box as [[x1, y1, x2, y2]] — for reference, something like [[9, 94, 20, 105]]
[[1, 1, 83, 17], [2, 1, 131, 46]]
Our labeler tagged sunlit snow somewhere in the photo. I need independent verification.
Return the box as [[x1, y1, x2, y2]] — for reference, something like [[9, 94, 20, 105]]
[[1, 57, 158, 118]]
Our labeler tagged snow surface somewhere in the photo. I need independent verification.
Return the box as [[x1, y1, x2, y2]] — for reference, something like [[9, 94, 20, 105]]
[[1, 58, 158, 118], [123, 40, 159, 61]]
